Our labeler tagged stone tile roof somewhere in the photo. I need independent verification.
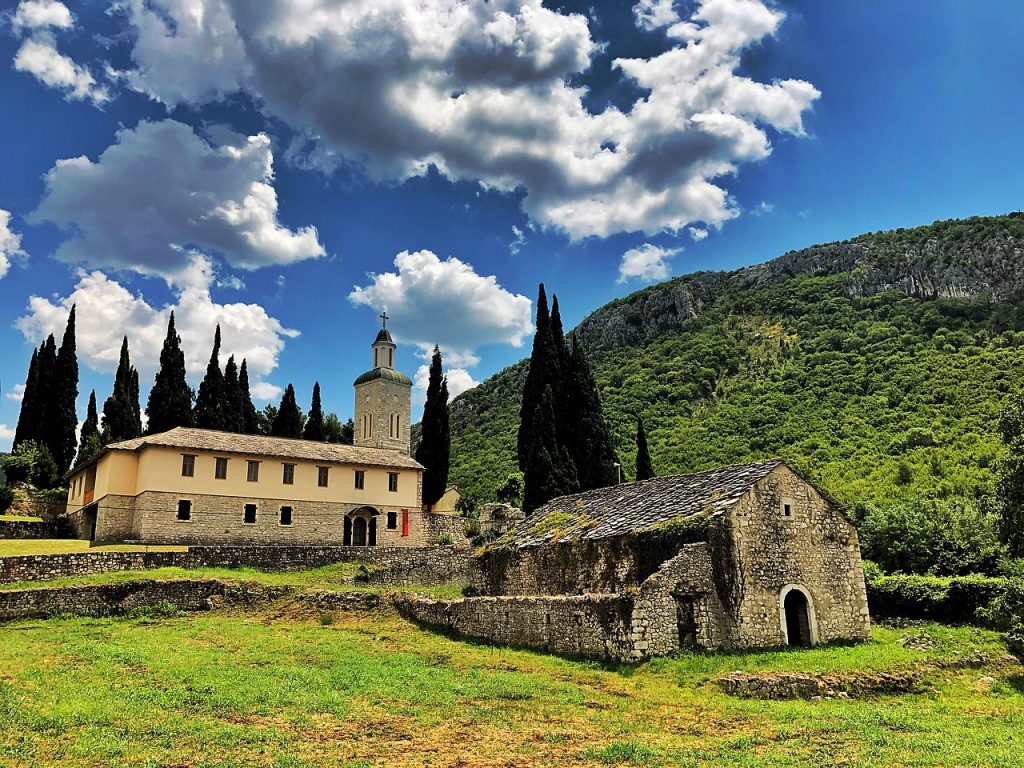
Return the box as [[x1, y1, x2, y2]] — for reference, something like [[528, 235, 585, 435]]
[[511, 460, 785, 547], [102, 427, 423, 470]]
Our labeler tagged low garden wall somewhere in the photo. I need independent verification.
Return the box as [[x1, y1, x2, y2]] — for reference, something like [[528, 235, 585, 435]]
[[0, 546, 474, 586], [397, 592, 637, 660]]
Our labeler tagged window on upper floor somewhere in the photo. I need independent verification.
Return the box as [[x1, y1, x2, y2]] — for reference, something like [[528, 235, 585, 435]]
[[389, 412, 400, 439], [177, 499, 192, 521], [181, 454, 196, 477], [247, 460, 260, 482], [363, 413, 372, 439], [244, 503, 257, 524], [318, 466, 330, 487], [388, 472, 399, 492], [215, 457, 228, 480], [354, 470, 365, 490], [283, 463, 295, 485], [280, 506, 293, 526]]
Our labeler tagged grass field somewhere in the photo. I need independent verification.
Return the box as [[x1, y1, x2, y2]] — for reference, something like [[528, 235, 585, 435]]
[[0, 539, 188, 556], [0, 605, 1020, 768]]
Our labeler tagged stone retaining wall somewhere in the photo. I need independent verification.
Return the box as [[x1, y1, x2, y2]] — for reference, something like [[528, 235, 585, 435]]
[[0, 546, 473, 586], [716, 669, 925, 699], [397, 593, 637, 660], [0, 518, 70, 540]]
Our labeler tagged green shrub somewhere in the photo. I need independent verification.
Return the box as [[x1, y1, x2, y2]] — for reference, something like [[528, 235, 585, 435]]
[[0, 486, 14, 514], [317, 612, 335, 626], [436, 533, 454, 546], [861, 559, 883, 583], [858, 497, 1005, 576], [0, 442, 60, 489], [867, 573, 1006, 622]]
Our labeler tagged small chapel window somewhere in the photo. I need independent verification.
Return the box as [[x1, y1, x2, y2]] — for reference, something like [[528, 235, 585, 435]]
[[782, 499, 794, 518]]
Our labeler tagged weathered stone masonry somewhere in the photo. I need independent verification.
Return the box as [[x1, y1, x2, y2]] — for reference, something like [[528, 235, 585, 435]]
[[0, 546, 473, 586]]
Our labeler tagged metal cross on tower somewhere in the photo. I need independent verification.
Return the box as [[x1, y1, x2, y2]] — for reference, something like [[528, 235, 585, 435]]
[[380, 309, 389, 329]]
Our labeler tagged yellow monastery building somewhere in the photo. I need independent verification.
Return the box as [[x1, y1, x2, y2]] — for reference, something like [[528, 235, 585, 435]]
[[66, 325, 459, 547]]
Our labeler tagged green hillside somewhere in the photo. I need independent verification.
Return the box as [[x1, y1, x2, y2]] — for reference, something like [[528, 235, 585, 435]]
[[449, 214, 1024, 506]]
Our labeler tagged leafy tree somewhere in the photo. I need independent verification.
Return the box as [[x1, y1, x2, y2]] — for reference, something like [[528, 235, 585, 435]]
[[257, 404, 278, 436], [416, 346, 450, 507], [13, 348, 39, 450], [2, 441, 60, 489], [146, 311, 193, 434], [194, 325, 227, 430], [238, 359, 260, 434], [303, 382, 327, 441], [858, 497, 1006, 576], [998, 388, 1024, 556], [495, 474, 523, 505], [75, 390, 101, 467], [51, 305, 79, 474], [222, 356, 243, 433], [635, 415, 654, 481], [521, 383, 577, 513], [101, 336, 141, 444], [325, 413, 354, 444], [271, 384, 303, 438]]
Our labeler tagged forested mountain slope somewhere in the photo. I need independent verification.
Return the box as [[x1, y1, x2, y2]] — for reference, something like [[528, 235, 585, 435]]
[[450, 214, 1024, 506]]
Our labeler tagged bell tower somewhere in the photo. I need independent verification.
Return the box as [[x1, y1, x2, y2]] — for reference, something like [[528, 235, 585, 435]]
[[353, 311, 412, 454]]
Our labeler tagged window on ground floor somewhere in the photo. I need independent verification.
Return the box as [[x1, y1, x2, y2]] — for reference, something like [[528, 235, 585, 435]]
[[280, 506, 293, 526], [244, 503, 257, 524], [387, 511, 397, 529], [177, 499, 192, 521]]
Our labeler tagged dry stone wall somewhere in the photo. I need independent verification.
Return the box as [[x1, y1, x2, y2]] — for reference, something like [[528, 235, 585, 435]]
[[0, 546, 472, 586], [0, 518, 69, 539], [397, 593, 637, 660]]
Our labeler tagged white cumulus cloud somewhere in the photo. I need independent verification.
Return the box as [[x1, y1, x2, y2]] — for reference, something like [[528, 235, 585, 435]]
[[17, 254, 296, 400], [0, 209, 27, 280], [113, 0, 819, 240], [688, 226, 708, 241], [30, 119, 324, 283], [12, 0, 73, 31], [0, 424, 14, 451], [617, 243, 681, 284], [5, 384, 26, 403], [349, 248, 532, 371], [13, 36, 109, 105]]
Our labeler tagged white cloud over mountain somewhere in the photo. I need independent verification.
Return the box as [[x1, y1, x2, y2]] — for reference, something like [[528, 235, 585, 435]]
[[349, 249, 532, 392], [617, 243, 681, 284], [30, 119, 324, 283], [112, 0, 818, 240], [0, 209, 26, 280], [17, 255, 296, 400]]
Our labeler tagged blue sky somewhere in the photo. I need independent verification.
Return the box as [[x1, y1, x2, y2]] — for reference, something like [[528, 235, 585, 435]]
[[1, 0, 1022, 449]]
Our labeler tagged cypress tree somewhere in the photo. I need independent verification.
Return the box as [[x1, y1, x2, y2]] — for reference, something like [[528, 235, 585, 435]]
[[271, 384, 303, 438], [146, 311, 194, 434], [13, 348, 39, 449], [101, 336, 142, 443], [222, 356, 243, 433], [50, 305, 79, 474], [561, 333, 619, 491], [238, 359, 259, 434], [518, 284, 559, 468], [76, 390, 102, 467], [194, 325, 227, 430], [416, 346, 451, 508], [32, 335, 58, 453], [522, 383, 577, 513], [550, 294, 568, 370], [303, 382, 327, 441], [635, 416, 655, 481]]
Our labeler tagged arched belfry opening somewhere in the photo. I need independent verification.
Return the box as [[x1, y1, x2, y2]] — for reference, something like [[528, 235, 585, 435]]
[[780, 585, 817, 647]]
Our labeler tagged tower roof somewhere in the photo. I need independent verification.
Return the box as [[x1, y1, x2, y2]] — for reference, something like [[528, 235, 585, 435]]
[[353, 366, 412, 386], [374, 327, 395, 345]]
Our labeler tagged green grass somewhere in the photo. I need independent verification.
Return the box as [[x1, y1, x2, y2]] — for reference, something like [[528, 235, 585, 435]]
[[0, 539, 188, 556], [0, 607, 1019, 767], [0, 514, 44, 523], [0, 563, 468, 598]]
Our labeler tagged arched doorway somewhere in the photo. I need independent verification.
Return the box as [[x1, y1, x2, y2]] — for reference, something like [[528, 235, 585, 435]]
[[345, 507, 380, 547], [352, 517, 367, 547], [780, 585, 817, 647]]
